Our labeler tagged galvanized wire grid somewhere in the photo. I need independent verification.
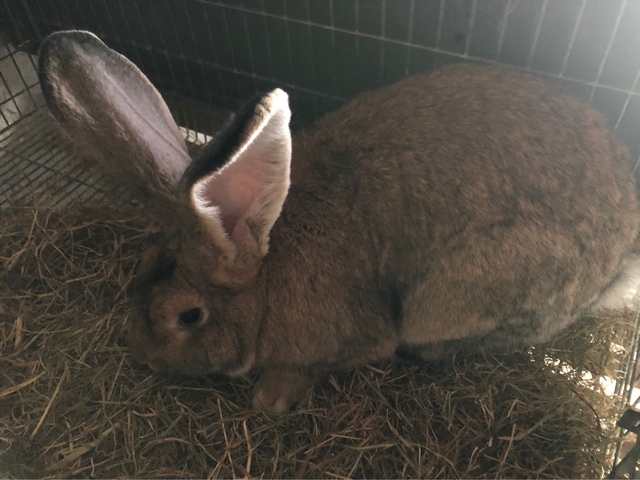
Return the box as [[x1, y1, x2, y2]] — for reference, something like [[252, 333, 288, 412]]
[[0, 45, 224, 210], [0, 39, 41, 130], [610, 312, 640, 478], [0, 36, 118, 209], [9, 0, 640, 166], [3, 0, 640, 475], [0, 0, 228, 209]]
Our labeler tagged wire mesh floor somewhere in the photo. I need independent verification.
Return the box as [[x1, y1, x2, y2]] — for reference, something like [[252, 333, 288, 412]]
[[0, 108, 126, 209], [0, 113, 229, 210], [0, 93, 229, 212]]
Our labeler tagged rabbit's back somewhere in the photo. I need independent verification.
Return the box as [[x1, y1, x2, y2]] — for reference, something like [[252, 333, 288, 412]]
[[286, 64, 639, 354]]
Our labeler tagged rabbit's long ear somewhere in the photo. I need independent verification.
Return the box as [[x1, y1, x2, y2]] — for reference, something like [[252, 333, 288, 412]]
[[38, 30, 190, 211], [183, 89, 291, 285]]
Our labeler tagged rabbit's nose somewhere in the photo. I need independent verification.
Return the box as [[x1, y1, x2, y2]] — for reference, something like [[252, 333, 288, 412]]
[[126, 333, 151, 366], [129, 346, 149, 365], [129, 349, 163, 373]]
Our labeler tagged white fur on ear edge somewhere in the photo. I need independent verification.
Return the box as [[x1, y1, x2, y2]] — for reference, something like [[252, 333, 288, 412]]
[[191, 88, 292, 263]]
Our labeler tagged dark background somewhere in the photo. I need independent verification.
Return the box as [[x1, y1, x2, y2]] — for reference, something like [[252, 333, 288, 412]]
[[4, 0, 640, 173]]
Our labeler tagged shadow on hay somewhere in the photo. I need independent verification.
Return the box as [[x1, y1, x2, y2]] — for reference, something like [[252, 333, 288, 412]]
[[0, 206, 632, 478]]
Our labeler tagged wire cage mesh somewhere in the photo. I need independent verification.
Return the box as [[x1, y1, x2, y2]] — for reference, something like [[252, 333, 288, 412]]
[[3, 0, 640, 476]]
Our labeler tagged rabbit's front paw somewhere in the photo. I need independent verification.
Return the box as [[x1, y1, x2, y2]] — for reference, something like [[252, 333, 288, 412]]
[[252, 369, 313, 414]]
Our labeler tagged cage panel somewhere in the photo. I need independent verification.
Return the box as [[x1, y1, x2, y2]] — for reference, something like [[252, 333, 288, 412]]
[[3, 0, 640, 476]]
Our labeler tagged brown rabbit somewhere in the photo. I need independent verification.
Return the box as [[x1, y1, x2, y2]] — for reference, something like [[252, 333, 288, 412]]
[[39, 30, 640, 413]]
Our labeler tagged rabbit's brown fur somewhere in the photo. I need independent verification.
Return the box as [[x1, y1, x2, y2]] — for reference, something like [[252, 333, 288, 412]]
[[39, 31, 639, 413], [131, 66, 639, 410]]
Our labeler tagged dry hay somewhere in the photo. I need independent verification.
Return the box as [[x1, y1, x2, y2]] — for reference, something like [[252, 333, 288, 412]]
[[0, 205, 635, 478]]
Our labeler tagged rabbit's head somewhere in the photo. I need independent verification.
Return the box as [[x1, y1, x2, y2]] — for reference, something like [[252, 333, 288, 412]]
[[38, 31, 292, 375]]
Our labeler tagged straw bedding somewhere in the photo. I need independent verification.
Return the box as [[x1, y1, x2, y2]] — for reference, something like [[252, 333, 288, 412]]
[[0, 205, 633, 478]]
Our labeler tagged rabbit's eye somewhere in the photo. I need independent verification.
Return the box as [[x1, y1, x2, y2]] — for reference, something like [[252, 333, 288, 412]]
[[178, 308, 202, 328]]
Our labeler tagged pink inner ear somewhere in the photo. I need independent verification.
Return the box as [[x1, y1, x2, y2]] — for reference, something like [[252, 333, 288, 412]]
[[190, 88, 291, 245], [206, 166, 267, 235]]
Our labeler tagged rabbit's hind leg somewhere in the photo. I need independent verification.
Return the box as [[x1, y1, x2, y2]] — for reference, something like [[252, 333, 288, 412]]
[[398, 310, 577, 363]]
